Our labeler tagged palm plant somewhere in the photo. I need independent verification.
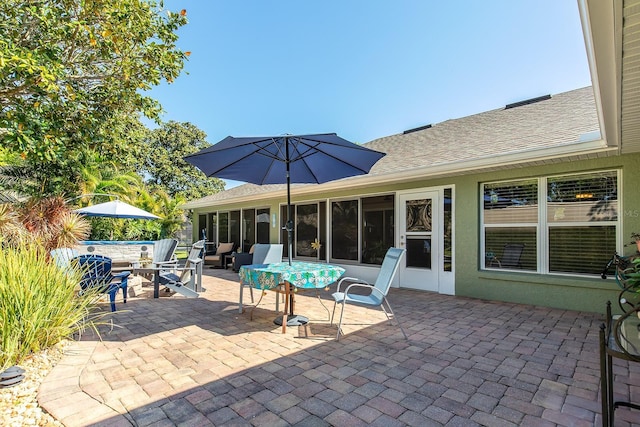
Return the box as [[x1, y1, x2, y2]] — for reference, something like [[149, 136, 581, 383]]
[[0, 196, 90, 250]]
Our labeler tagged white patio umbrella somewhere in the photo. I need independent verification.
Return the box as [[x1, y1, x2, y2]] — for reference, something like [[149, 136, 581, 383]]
[[74, 200, 160, 220]]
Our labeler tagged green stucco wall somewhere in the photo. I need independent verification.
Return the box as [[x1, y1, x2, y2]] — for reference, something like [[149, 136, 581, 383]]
[[454, 152, 640, 314]]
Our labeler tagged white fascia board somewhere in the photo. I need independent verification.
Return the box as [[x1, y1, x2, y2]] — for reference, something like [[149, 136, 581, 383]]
[[181, 140, 614, 210], [180, 189, 290, 210], [306, 140, 613, 192], [577, 0, 621, 149]]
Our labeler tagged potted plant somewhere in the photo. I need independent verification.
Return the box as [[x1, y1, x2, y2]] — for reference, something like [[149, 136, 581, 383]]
[[630, 232, 640, 253], [138, 256, 153, 268]]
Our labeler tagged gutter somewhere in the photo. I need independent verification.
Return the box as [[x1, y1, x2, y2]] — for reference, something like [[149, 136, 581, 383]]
[[181, 139, 614, 210]]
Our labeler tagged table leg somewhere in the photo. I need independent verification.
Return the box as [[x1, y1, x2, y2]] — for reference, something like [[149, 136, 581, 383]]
[[273, 283, 310, 328], [281, 283, 289, 333], [154, 271, 160, 299], [315, 289, 331, 320], [600, 325, 610, 427]]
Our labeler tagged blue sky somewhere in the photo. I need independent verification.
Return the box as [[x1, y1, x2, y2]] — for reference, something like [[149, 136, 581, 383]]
[[150, 1, 591, 188]]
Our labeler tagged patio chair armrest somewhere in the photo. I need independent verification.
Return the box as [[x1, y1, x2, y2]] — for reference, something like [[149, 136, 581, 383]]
[[336, 277, 371, 292], [177, 265, 196, 273], [153, 260, 178, 267], [112, 271, 130, 279], [344, 282, 377, 294], [154, 260, 179, 273], [111, 271, 130, 285], [343, 282, 386, 304]]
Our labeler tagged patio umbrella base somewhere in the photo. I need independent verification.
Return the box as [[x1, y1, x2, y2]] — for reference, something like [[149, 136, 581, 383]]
[[274, 314, 309, 326]]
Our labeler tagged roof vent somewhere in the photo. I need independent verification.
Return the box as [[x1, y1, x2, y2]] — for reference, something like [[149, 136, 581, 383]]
[[403, 124, 432, 134], [505, 94, 551, 109]]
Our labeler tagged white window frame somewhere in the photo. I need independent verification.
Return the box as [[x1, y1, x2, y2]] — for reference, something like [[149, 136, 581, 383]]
[[481, 169, 620, 276]]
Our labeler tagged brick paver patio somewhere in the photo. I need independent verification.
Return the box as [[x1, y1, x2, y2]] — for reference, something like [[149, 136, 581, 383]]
[[38, 268, 640, 426]]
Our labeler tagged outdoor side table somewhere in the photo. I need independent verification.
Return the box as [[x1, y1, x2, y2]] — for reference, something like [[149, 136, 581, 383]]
[[131, 266, 163, 298], [599, 301, 640, 427], [239, 262, 345, 333]]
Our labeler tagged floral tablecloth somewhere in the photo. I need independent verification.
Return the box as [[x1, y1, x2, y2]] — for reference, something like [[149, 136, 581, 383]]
[[239, 262, 345, 290]]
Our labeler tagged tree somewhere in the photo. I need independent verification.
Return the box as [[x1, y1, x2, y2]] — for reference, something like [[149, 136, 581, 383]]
[[142, 121, 224, 200], [0, 0, 189, 192]]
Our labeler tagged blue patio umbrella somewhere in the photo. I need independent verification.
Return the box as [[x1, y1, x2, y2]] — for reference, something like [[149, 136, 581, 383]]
[[184, 133, 386, 265]]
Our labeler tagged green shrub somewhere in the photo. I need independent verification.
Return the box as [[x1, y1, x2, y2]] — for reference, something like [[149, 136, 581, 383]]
[[0, 244, 104, 370]]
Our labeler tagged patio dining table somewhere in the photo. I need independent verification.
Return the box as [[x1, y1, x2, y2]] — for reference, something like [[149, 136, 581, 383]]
[[239, 262, 345, 333]]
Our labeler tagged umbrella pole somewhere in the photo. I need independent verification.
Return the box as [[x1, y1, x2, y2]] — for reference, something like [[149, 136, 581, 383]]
[[285, 141, 293, 266]]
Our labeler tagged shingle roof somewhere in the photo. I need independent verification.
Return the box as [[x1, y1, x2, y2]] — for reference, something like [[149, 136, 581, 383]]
[[183, 86, 600, 208], [364, 86, 598, 174]]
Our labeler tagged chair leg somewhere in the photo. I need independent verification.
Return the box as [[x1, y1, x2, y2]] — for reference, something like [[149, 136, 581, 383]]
[[250, 291, 267, 321], [249, 287, 254, 303], [239, 283, 244, 314], [108, 289, 117, 312], [330, 301, 337, 325], [336, 300, 347, 340], [382, 297, 408, 339]]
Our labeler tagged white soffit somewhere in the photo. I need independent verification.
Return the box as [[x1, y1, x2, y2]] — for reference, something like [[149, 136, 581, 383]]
[[621, 0, 640, 153]]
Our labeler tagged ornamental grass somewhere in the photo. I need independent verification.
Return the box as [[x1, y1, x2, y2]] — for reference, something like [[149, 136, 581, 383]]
[[0, 243, 105, 370]]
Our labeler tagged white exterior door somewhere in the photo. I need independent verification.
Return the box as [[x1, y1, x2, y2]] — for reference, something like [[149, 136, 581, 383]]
[[398, 191, 440, 292]]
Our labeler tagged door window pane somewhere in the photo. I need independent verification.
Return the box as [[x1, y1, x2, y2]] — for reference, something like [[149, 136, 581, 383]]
[[331, 200, 358, 261], [362, 195, 394, 265], [256, 208, 270, 243], [318, 202, 327, 261], [281, 204, 294, 259], [218, 212, 229, 243], [406, 237, 431, 268], [405, 199, 432, 232], [443, 188, 452, 272], [242, 209, 255, 252], [229, 210, 240, 248], [198, 215, 206, 241], [296, 204, 318, 258], [207, 213, 217, 244]]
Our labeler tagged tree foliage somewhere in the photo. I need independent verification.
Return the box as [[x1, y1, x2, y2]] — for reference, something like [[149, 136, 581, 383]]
[[0, 0, 189, 191], [142, 121, 224, 200]]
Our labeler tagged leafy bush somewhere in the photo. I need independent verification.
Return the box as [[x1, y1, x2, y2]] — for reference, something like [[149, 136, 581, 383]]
[[0, 244, 103, 370]]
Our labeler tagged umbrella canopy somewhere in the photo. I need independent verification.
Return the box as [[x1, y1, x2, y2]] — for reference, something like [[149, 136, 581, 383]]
[[74, 200, 160, 220], [184, 133, 386, 264]]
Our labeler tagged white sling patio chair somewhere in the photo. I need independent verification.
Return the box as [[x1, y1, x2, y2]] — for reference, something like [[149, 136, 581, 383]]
[[331, 247, 407, 340], [50, 247, 80, 269], [158, 240, 205, 298], [238, 244, 283, 313]]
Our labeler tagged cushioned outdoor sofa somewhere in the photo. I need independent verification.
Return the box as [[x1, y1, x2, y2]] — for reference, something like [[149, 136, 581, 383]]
[[204, 242, 235, 268]]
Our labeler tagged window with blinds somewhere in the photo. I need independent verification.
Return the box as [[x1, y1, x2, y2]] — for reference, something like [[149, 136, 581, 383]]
[[483, 179, 538, 271], [481, 170, 619, 276], [547, 171, 617, 274]]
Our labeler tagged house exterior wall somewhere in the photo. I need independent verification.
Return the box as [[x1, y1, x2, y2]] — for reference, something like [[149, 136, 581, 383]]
[[188, 152, 640, 313]]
